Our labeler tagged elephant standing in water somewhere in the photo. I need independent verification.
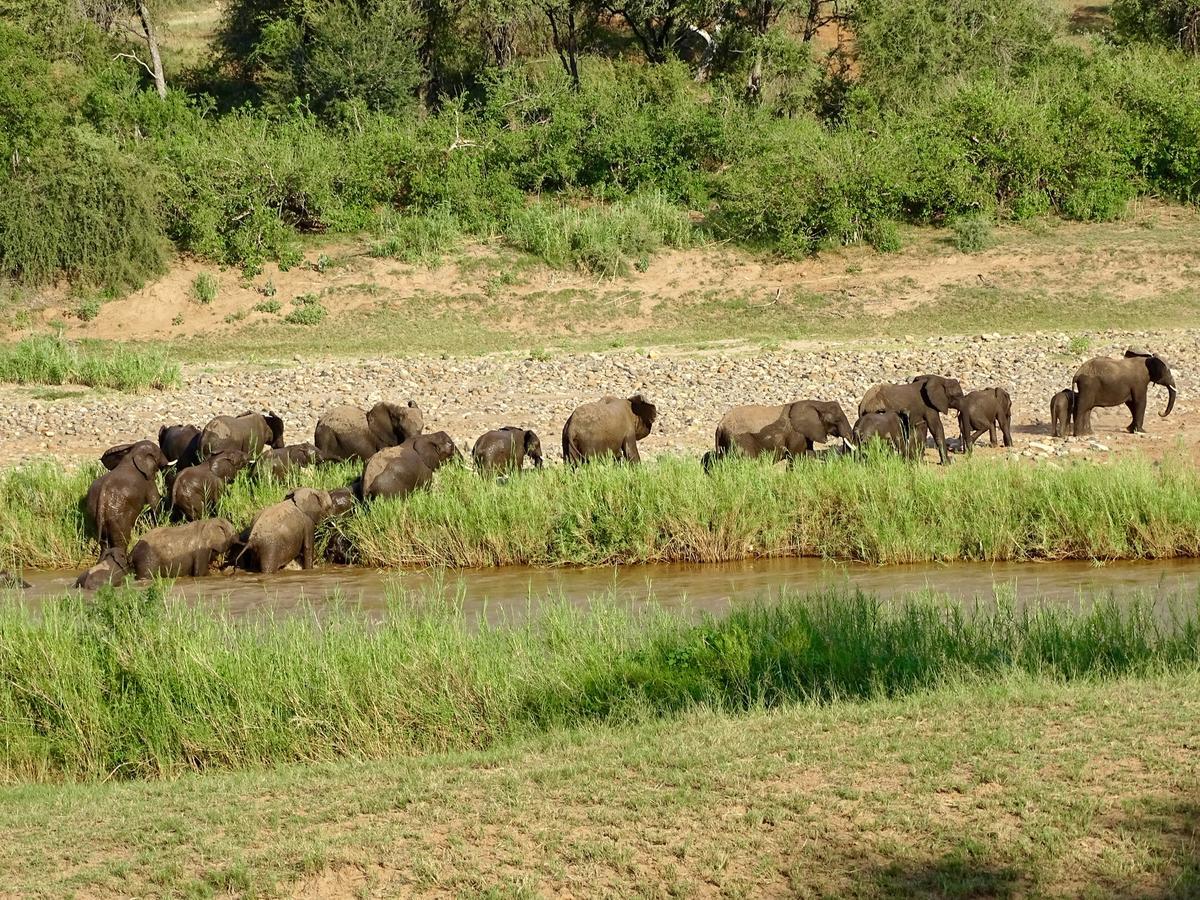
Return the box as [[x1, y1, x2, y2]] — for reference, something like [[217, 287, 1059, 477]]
[[1072, 349, 1177, 435], [85, 441, 170, 550], [74, 547, 131, 590], [315, 401, 423, 462], [238, 488, 354, 575], [562, 395, 657, 464], [705, 399, 855, 469], [200, 412, 285, 458], [473, 428, 543, 475], [130, 518, 238, 579], [362, 432, 459, 500], [859, 375, 964, 464]]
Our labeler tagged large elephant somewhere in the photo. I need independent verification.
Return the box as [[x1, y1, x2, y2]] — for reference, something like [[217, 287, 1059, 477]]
[[1050, 388, 1076, 439], [158, 424, 202, 469], [200, 411, 285, 458], [85, 441, 169, 550], [473, 428, 543, 475], [362, 432, 459, 500], [1072, 349, 1177, 436], [314, 401, 423, 462], [957, 387, 1013, 453], [254, 443, 327, 480], [707, 400, 855, 466], [853, 411, 910, 455], [73, 547, 131, 590], [238, 487, 354, 575], [131, 518, 237, 579], [859, 375, 964, 464], [170, 450, 249, 521], [562, 395, 657, 464]]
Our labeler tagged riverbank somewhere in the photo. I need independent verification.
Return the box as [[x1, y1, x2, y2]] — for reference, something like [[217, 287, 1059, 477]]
[[3, 453, 1199, 571], [2, 670, 1196, 896], [3, 582, 1198, 783]]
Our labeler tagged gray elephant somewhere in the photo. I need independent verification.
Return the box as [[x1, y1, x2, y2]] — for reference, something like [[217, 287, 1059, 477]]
[[73, 547, 131, 590], [130, 518, 237, 579], [1, 570, 31, 589], [859, 375, 964, 464], [171, 450, 249, 521], [238, 487, 354, 575], [85, 441, 169, 550], [957, 387, 1013, 453], [1050, 388, 1076, 439], [1073, 349, 1177, 436], [314, 401, 423, 462], [562, 395, 657, 465], [473, 428, 543, 475], [853, 411, 910, 455], [362, 432, 459, 500], [254, 443, 327, 480], [200, 411, 285, 458], [707, 400, 854, 468], [158, 424, 202, 469]]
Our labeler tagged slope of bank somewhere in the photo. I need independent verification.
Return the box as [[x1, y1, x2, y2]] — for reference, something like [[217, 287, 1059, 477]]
[[2, 671, 1196, 896]]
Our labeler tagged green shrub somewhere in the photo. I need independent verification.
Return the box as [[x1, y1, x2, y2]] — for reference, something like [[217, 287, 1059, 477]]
[[253, 298, 281, 314], [867, 220, 902, 252], [369, 209, 462, 263], [74, 296, 102, 321], [952, 215, 994, 252], [1112, 0, 1200, 53], [191, 272, 218, 304], [283, 293, 327, 325]]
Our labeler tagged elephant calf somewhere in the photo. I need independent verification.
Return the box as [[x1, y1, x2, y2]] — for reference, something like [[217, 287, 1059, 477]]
[[255, 443, 327, 480], [159, 423, 202, 469], [200, 411, 285, 459], [362, 432, 459, 500], [473, 428, 543, 475], [957, 387, 1013, 453], [131, 518, 237, 580], [562, 395, 657, 465], [86, 441, 169, 550], [239, 488, 354, 575], [171, 450, 249, 521], [709, 399, 854, 468], [1050, 389, 1076, 439], [73, 547, 131, 591], [315, 401, 424, 462], [853, 411, 910, 456]]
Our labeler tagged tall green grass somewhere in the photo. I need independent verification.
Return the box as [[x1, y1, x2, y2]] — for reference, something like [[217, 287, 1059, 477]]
[[0, 335, 180, 392], [1, 583, 1197, 781], [2, 454, 1199, 569]]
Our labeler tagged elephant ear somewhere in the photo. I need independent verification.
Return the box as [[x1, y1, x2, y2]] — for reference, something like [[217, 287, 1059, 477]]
[[265, 413, 286, 448], [629, 394, 657, 439], [815, 401, 848, 433], [524, 430, 541, 455], [1147, 354, 1172, 383], [920, 377, 951, 413], [132, 446, 160, 478], [393, 402, 424, 442], [101, 442, 136, 471]]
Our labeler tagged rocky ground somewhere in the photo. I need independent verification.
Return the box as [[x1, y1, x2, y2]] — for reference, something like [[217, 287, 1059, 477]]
[[1, 328, 1196, 468]]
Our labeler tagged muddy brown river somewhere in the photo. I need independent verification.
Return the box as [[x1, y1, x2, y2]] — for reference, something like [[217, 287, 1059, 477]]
[[13, 558, 1200, 624]]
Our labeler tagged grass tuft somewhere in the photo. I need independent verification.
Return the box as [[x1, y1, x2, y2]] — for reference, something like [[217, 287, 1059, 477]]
[[0, 335, 180, 393], [190, 273, 219, 305]]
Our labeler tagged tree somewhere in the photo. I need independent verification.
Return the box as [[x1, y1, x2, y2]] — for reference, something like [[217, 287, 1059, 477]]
[[131, 0, 165, 98], [535, 0, 592, 88], [1113, 0, 1200, 53]]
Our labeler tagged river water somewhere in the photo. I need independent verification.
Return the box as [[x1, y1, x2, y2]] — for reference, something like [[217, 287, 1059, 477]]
[[15, 557, 1200, 624]]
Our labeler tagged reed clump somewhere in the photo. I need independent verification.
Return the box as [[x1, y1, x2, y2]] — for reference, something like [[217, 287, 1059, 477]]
[[1, 583, 1197, 782], [2, 453, 1200, 570]]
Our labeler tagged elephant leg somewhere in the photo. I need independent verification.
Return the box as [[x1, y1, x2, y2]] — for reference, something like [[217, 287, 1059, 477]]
[[1000, 412, 1013, 447], [302, 526, 315, 570], [621, 435, 641, 464], [1128, 392, 1147, 433], [988, 422, 998, 447]]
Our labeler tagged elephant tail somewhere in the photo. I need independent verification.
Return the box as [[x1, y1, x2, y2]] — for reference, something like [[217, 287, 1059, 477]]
[[562, 427, 578, 466], [897, 411, 910, 445]]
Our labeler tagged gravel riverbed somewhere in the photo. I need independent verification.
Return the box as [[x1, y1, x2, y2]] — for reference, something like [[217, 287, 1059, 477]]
[[2, 329, 1196, 467]]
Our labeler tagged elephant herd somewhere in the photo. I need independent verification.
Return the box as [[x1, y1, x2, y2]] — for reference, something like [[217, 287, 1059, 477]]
[[68, 347, 1178, 590]]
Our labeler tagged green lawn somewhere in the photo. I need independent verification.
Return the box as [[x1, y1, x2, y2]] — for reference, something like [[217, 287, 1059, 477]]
[[2, 673, 1196, 897]]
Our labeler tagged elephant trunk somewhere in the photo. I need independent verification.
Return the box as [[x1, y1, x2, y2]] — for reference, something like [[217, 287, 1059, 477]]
[[1162, 382, 1177, 418]]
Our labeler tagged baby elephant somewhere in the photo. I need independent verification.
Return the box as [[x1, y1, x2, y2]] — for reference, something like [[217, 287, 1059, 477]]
[[86, 441, 170, 550], [362, 432, 459, 501], [254, 443, 326, 480], [130, 519, 237, 580], [73, 547, 131, 590], [473, 428, 543, 475], [853, 411, 910, 456], [171, 450, 249, 521], [239, 487, 355, 575], [1050, 388, 1077, 439], [957, 387, 1013, 453]]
